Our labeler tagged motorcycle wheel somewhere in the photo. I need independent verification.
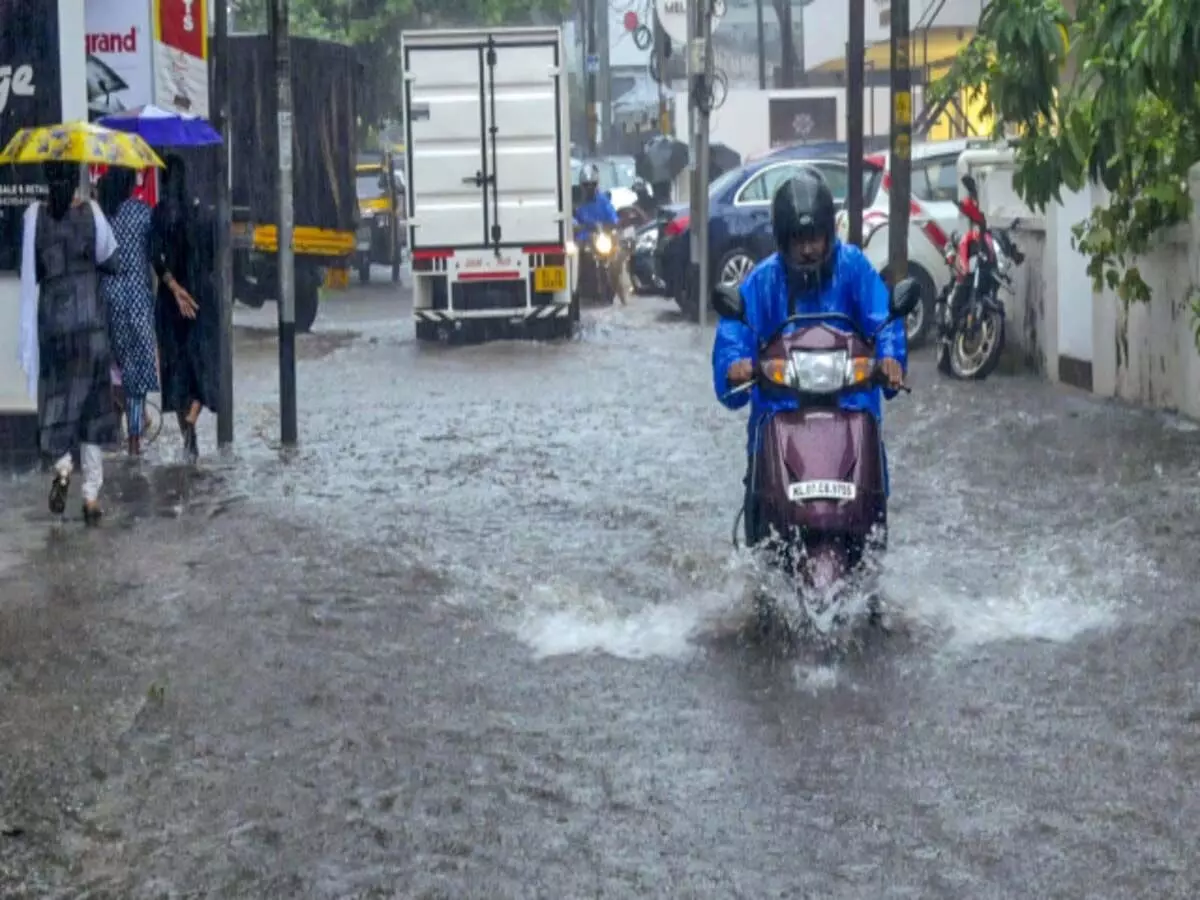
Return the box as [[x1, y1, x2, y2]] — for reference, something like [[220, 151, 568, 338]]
[[949, 309, 1005, 380]]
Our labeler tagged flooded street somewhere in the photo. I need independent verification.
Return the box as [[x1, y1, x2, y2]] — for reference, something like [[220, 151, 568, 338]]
[[3, 283, 1200, 898]]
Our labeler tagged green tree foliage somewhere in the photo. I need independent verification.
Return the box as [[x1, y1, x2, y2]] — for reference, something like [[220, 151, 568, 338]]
[[932, 0, 1200, 321], [229, 0, 571, 124]]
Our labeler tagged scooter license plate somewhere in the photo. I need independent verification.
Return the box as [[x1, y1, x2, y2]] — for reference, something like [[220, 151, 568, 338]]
[[788, 480, 857, 502], [534, 265, 567, 293]]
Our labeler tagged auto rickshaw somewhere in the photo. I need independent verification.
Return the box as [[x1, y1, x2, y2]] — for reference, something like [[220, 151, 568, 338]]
[[355, 152, 406, 283]]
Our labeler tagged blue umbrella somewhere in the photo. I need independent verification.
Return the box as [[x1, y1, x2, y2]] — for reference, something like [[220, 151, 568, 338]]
[[97, 104, 222, 147]]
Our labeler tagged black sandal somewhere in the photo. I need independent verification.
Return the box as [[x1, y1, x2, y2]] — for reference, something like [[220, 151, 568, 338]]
[[182, 423, 199, 462], [82, 503, 103, 526], [48, 473, 70, 515]]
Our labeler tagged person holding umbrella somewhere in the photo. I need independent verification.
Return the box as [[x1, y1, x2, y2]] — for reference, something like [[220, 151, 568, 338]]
[[8, 121, 164, 522], [97, 107, 222, 462]]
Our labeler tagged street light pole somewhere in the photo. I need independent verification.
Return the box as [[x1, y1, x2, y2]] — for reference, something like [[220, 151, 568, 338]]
[[270, 0, 298, 447], [888, 0, 912, 286], [214, 0, 234, 447]]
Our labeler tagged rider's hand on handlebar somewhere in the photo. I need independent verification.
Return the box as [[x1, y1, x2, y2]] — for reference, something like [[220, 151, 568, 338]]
[[727, 359, 754, 385], [878, 358, 905, 390]]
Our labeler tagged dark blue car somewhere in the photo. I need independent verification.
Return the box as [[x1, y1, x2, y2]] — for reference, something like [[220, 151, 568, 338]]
[[656, 146, 881, 319]]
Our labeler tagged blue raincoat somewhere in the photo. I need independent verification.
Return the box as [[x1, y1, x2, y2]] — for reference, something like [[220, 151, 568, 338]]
[[711, 242, 907, 490], [573, 192, 618, 242]]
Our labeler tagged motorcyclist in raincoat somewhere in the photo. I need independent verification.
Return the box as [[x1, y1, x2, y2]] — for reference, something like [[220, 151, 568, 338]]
[[711, 169, 908, 546], [573, 162, 623, 304], [573, 162, 618, 242]]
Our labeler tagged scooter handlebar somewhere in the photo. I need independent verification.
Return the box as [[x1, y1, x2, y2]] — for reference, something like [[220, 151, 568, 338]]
[[719, 365, 910, 402]]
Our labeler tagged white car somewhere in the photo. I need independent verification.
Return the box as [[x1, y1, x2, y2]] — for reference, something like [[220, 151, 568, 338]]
[[836, 138, 995, 346]]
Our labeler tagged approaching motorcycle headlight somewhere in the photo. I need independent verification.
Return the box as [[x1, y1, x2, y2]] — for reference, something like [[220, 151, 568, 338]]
[[761, 351, 874, 393], [593, 231, 614, 257]]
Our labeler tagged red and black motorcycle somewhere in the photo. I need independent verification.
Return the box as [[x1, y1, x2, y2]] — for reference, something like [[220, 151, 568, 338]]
[[934, 173, 1026, 380]]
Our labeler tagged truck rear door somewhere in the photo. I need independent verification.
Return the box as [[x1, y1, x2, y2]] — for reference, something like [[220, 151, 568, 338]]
[[404, 33, 564, 253]]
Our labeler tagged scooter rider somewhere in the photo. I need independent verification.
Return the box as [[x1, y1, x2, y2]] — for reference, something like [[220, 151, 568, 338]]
[[573, 163, 618, 240], [711, 169, 908, 545]]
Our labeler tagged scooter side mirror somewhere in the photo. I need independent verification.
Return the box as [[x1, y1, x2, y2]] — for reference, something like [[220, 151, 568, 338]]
[[961, 173, 979, 199], [889, 277, 921, 321], [712, 284, 745, 322]]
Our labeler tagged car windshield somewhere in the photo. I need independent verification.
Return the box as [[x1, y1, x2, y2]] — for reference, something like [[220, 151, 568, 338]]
[[573, 159, 623, 193], [707, 166, 745, 201], [357, 172, 381, 199], [861, 163, 883, 206]]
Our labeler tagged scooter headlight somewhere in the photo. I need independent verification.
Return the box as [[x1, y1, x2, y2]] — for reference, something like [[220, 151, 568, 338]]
[[593, 231, 614, 256], [762, 352, 876, 392], [787, 350, 850, 393]]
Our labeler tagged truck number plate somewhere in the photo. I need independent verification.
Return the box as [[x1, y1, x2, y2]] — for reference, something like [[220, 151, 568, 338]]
[[788, 480, 857, 502], [534, 265, 567, 293]]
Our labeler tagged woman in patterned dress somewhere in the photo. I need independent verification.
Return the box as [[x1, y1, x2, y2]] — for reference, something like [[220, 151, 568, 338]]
[[98, 167, 158, 456]]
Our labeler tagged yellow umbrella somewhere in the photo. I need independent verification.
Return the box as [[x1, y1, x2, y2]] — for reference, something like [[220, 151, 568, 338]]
[[0, 120, 165, 169]]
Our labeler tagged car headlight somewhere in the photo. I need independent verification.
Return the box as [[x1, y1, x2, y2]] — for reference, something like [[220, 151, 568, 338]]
[[761, 351, 874, 394], [593, 231, 614, 256]]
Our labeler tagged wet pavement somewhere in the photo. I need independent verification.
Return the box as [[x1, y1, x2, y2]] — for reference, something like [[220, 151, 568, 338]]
[[3, 276, 1200, 898]]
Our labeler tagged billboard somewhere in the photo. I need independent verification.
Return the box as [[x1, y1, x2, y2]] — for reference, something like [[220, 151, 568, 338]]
[[153, 0, 208, 118], [85, 0, 154, 121], [0, 0, 63, 272]]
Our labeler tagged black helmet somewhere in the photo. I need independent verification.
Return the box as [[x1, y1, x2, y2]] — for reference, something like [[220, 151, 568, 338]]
[[771, 168, 837, 294]]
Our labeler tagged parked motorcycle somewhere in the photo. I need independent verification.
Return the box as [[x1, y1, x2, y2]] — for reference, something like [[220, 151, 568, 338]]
[[934, 174, 1026, 380], [575, 224, 618, 305], [712, 278, 921, 636]]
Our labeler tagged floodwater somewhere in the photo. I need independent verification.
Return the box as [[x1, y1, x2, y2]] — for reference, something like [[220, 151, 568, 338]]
[[2, 283, 1200, 898]]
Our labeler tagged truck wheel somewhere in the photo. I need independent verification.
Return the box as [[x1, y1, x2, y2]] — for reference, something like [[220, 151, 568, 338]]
[[295, 267, 320, 333]]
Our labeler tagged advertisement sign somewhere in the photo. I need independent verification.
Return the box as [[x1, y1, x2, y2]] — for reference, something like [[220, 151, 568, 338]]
[[85, 0, 154, 122], [767, 96, 838, 147], [0, 0, 63, 272], [153, 0, 208, 118]]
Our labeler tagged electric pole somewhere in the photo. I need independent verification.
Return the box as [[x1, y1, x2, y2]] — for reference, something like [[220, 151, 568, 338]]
[[598, 0, 611, 152], [271, 0, 298, 447], [214, 0, 234, 447], [846, 0, 865, 246], [755, 0, 766, 90], [888, 0, 912, 286], [689, 0, 713, 328], [584, 0, 598, 154]]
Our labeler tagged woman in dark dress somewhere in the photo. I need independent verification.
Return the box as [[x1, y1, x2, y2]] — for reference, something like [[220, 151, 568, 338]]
[[151, 153, 219, 461]]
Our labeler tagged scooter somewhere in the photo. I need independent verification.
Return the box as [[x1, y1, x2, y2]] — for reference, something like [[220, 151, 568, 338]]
[[711, 278, 921, 635]]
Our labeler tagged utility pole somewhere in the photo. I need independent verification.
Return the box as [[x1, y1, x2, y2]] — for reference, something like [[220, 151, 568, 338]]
[[888, 0, 912, 286], [846, 0, 865, 246], [584, 0, 598, 154], [690, 0, 713, 328], [598, 0, 611, 152], [214, 0, 234, 447], [755, 0, 765, 90], [656, 22, 668, 135], [271, 0, 298, 447]]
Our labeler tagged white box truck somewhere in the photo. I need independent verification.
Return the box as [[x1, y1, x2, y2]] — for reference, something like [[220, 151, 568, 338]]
[[401, 27, 575, 343]]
